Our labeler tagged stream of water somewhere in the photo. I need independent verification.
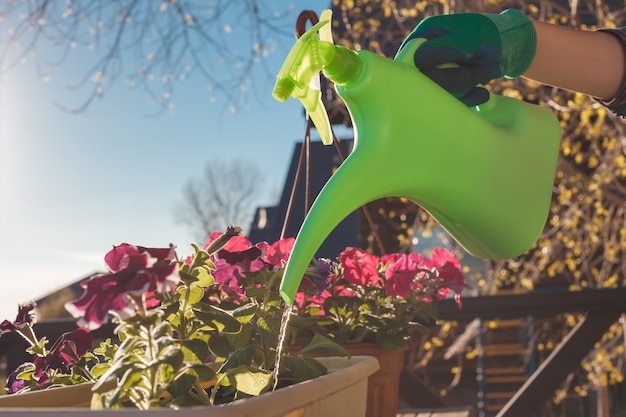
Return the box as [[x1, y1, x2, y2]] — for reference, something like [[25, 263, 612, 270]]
[[272, 306, 292, 391]]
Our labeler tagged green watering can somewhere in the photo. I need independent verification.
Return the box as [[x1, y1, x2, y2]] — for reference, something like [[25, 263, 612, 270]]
[[273, 10, 561, 306]]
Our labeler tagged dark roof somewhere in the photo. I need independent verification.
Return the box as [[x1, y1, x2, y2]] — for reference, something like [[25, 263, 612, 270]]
[[248, 139, 359, 260], [34, 273, 99, 320]]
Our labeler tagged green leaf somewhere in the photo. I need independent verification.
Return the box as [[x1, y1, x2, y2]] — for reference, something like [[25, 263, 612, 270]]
[[181, 339, 210, 364], [280, 355, 327, 383], [93, 338, 117, 359], [167, 312, 181, 327], [179, 270, 199, 286], [360, 312, 386, 329], [287, 314, 332, 328], [16, 364, 35, 381], [245, 287, 267, 298], [121, 367, 149, 392], [225, 323, 253, 350], [166, 371, 196, 398], [116, 331, 143, 353], [297, 333, 349, 356], [107, 368, 149, 407], [191, 245, 211, 261], [189, 246, 214, 268], [256, 315, 280, 334], [152, 321, 173, 339], [90, 363, 112, 378], [93, 359, 140, 393], [413, 300, 440, 321], [26, 337, 48, 356], [192, 266, 214, 287], [194, 307, 243, 334], [231, 303, 258, 324], [155, 346, 185, 371], [91, 392, 104, 410], [188, 363, 216, 382], [208, 334, 234, 358], [224, 366, 272, 396], [325, 295, 367, 311], [220, 346, 254, 371], [177, 285, 205, 305], [162, 301, 180, 319]]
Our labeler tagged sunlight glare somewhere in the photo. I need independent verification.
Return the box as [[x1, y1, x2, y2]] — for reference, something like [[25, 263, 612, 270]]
[[0, 73, 25, 226]]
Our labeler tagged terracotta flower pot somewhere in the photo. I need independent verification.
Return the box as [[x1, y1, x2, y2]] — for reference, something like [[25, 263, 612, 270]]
[[292, 342, 407, 417], [341, 343, 408, 417], [0, 356, 379, 417]]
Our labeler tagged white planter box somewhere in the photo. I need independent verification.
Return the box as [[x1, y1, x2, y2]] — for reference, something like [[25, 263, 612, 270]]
[[0, 356, 379, 417]]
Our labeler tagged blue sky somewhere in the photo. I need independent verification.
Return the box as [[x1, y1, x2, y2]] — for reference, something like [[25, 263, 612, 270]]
[[0, 1, 326, 320]]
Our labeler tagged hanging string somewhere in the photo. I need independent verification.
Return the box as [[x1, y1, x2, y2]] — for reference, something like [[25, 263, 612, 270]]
[[279, 11, 318, 240], [280, 117, 312, 239]]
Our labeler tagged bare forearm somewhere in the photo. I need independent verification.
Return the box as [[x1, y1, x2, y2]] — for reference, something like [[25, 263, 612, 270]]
[[523, 20, 625, 101]]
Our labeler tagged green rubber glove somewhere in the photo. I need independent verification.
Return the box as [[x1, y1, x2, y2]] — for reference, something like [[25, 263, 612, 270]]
[[397, 10, 537, 106]]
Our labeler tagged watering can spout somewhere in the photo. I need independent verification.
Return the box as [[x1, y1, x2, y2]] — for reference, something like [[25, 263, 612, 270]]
[[275, 10, 561, 307], [279, 157, 381, 306]]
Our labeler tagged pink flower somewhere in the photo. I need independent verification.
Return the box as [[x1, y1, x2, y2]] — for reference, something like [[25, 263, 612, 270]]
[[429, 248, 465, 307], [263, 238, 295, 268], [206, 233, 267, 294], [1, 302, 39, 347], [380, 253, 401, 266], [384, 253, 430, 298], [337, 248, 382, 287], [65, 244, 179, 330], [32, 328, 92, 386], [294, 290, 327, 314], [5, 364, 29, 394], [104, 244, 174, 272], [0, 302, 37, 336]]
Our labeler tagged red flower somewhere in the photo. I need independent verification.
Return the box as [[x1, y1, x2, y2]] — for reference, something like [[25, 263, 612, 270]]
[[384, 253, 431, 298], [206, 233, 267, 294], [65, 244, 179, 330], [33, 328, 92, 386], [0, 302, 37, 336], [263, 238, 295, 268], [429, 247, 465, 307], [5, 364, 29, 394], [337, 248, 382, 287], [104, 244, 174, 272], [294, 290, 327, 313]]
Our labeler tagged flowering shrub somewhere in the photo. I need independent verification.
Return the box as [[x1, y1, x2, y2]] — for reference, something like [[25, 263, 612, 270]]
[[291, 246, 465, 350], [0, 226, 464, 408]]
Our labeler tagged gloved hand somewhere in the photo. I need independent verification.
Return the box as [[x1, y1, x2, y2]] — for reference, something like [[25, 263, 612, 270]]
[[396, 10, 537, 106]]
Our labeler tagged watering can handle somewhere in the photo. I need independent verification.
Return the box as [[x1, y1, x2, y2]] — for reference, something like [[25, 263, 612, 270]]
[[394, 37, 488, 92], [394, 38, 518, 128]]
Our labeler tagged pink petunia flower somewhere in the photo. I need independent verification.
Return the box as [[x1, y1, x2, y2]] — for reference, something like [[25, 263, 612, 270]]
[[337, 248, 382, 287], [384, 253, 431, 298], [65, 244, 179, 330], [429, 247, 465, 307], [5, 364, 29, 394], [206, 233, 268, 294], [263, 237, 295, 268], [0, 301, 37, 336], [32, 328, 93, 386], [1, 302, 39, 348]]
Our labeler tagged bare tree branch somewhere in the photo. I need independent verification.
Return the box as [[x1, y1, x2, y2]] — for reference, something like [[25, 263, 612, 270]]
[[0, 0, 298, 115], [174, 158, 265, 242]]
